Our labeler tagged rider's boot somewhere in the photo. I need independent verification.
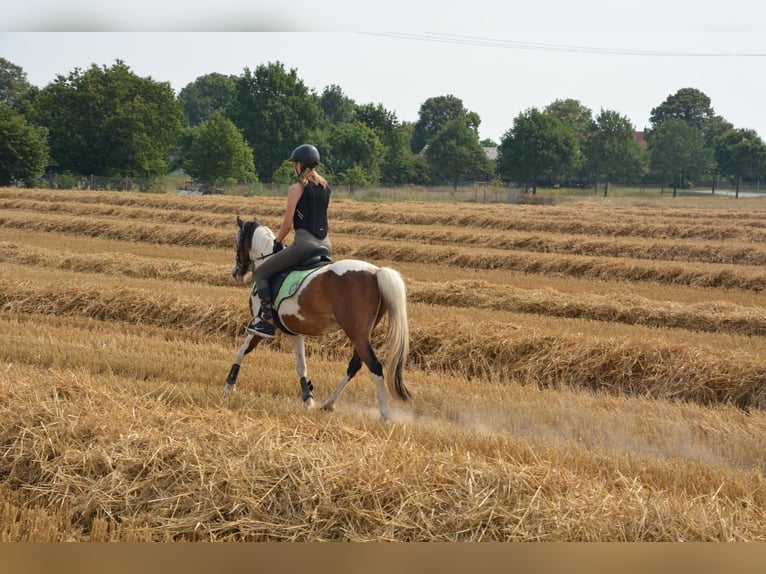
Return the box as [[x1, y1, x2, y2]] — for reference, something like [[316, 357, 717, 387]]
[[245, 287, 276, 338]]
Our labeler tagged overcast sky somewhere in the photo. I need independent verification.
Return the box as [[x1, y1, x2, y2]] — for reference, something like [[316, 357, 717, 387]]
[[2, 1, 765, 144]]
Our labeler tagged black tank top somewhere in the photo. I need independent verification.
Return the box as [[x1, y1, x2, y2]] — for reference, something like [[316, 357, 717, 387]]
[[294, 181, 330, 239]]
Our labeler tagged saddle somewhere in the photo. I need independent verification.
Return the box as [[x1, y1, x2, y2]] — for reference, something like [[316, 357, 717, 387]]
[[266, 246, 332, 334]]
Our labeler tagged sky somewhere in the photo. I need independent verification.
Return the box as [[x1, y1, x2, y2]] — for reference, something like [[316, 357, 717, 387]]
[[2, 1, 766, 144]]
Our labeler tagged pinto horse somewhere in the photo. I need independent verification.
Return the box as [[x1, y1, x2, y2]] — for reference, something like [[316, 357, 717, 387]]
[[225, 216, 411, 422]]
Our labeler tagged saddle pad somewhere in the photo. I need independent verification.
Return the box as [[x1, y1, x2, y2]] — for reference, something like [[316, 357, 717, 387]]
[[273, 267, 323, 311]]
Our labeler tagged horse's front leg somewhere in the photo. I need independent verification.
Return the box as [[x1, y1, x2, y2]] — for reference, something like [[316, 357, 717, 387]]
[[290, 335, 315, 408], [223, 333, 260, 395]]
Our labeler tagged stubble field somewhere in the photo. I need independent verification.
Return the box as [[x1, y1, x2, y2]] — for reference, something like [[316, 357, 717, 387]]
[[0, 187, 765, 541]]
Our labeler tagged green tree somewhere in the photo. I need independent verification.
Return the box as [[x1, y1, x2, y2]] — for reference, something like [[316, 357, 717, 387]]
[[229, 62, 321, 182], [704, 115, 734, 193], [649, 118, 712, 197], [545, 98, 593, 142], [355, 102, 412, 184], [411, 95, 480, 153], [319, 84, 357, 125], [325, 121, 384, 186], [400, 121, 432, 185], [0, 58, 32, 108], [180, 111, 256, 189], [0, 103, 49, 187], [31, 60, 183, 179], [497, 108, 578, 193], [271, 160, 296, 184], [178, 73, 237, 126], [583, 109, 648, 196], [714, 128, 766, 198], [425, 118, 494, 190], [545, 98, 593, 177], [649, 87, 714, 132]]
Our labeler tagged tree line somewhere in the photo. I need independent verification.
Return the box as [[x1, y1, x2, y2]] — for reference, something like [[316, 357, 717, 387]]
[[1, 57, 765, 196]]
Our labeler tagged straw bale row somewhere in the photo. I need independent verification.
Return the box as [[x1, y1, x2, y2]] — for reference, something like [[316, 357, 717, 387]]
[[18, 191, 766, 266], [2, 274, 765, 410], [1, 353, 765, 541], [4, 209, 766, 291], [3, 242, 765, 337], [3, 187, 766, 241], [8, 196, 766, 266]]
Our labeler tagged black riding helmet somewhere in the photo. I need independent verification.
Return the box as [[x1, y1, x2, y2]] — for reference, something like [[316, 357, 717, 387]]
[[289, 144, 320, 168]]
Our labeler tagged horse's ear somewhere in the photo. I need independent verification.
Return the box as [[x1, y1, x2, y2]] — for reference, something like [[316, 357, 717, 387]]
[[236, 215, 244, 229]]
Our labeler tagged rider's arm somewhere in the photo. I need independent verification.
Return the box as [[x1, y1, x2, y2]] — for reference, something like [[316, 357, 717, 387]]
[[275, 182, 303, 244]]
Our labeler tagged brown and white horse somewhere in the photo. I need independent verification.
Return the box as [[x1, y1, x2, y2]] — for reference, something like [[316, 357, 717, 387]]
[[225, 216, 411, 422]]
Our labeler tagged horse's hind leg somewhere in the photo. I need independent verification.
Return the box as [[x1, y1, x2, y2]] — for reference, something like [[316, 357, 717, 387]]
[[371, 372, 391, 423], [322, 352, 363, 412], [360, 343, 391, 423]]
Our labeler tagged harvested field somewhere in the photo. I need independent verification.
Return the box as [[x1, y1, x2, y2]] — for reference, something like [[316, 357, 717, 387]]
[[1, 187, 765, 541]]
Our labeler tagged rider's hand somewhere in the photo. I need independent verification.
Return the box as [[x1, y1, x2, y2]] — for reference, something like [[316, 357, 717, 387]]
[[273, 241, 284, 253]]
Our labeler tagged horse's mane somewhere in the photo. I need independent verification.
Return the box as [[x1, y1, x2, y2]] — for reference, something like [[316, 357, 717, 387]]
[[250, 219, 276, 258]]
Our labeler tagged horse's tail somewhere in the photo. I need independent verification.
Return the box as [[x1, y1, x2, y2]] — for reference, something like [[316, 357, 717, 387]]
[[376, 267, 411, 401]]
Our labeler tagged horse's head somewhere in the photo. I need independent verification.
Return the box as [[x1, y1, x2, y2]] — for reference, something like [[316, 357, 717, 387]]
[[231, 215, 276, 282], [232, 215, 255, 282]]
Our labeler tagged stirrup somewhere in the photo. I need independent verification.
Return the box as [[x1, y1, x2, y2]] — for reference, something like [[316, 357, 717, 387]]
[[245, 317, 275, 338]]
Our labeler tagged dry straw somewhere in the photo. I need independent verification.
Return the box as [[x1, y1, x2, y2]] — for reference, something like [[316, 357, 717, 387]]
[[1, 187, 766, 541]]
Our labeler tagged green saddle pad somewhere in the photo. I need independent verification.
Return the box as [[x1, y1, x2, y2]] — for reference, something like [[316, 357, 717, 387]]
[[273, 267, 322, 310]]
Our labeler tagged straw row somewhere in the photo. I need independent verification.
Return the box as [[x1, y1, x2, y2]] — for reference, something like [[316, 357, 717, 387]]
[[1, 359, 764, 541], [3, 243, 765, 337], [2, 276, 764, 410], [3, 210, 766, 291], [6, 196, 766, 265], [3, 188, 766, 241]]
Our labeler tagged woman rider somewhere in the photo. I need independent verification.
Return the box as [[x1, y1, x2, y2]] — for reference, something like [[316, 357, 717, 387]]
[[246, 144, 332, 338]]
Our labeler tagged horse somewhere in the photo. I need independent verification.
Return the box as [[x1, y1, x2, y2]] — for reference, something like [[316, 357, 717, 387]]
[[224, 215, 411, 422]]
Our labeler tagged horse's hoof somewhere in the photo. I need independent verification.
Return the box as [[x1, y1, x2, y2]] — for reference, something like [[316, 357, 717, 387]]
[[222, 383, 236, 396], [303, 397, 316, 409], [321, 402, 335, 412]]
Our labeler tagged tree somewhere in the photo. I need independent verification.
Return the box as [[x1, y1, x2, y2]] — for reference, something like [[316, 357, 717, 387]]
[[704, 115, 734, 193], [319, 84, 357, 125], [325, 121, 384, 186], [30, 60, 184, 178], [355, 102, 412, 184], [411, 95, 480, 153], [180, 111, 256, 189], [650, 88, 714, 132], [649, 118, 712, 197], [545, 98, 593, 142], [583, 109, 648, 196], [425, 118, 493, 190], [178, 73, 237, 126], [400, 121, 432, 185], [0, 58, 32, 108], [545, 98, 593, 178], [714, 128, 766, 198], [229, 62, 322, 182], [0, 103, 49, 187], [497, 108, 578, 193]]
